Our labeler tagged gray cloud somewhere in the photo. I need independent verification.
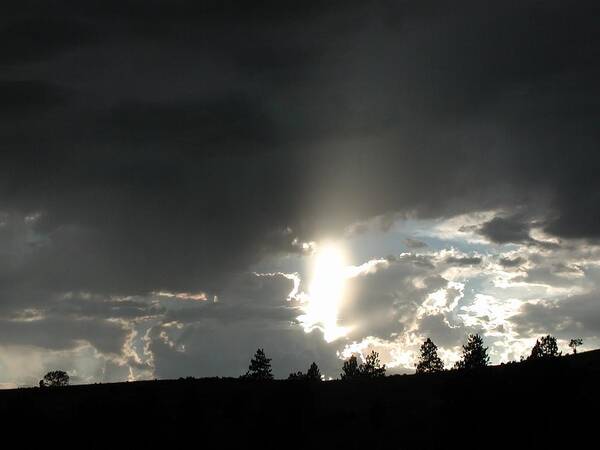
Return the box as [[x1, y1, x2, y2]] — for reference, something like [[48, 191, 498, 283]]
[[341, 255, 450, 340], [404, 238, 428, 250], [49, 294, 165, 321], [445, 256, 482, 266], [0, 317, 130, 356], [416, 314, 467, 348], [499, 256, 525, 268], [147, 272, 339, 378], [512, 292, 600, 340], [478, 216, 532, 244], [149, 322, 338, 379]]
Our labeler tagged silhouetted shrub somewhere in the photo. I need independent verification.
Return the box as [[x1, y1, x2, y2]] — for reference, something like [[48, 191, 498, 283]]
[[243, 348, 274, 380], [416, 338, 444, 374], [529, 335, 561, 360], [288, 371, 306, 380], [289, 362, 323, 381], [454, 334, 490, 369], [569, 338, 583, 354], [40, 370, 69, 387]]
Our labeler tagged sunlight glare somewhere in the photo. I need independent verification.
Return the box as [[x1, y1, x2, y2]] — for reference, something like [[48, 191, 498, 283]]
[[298, 243, 350, 342]]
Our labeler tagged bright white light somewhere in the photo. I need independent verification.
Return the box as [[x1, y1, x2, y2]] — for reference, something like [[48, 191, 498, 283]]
[[298, 243, 350, 342]]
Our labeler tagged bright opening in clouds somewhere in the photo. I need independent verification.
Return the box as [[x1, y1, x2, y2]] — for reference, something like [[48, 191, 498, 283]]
[[298, 243, 351, 342]]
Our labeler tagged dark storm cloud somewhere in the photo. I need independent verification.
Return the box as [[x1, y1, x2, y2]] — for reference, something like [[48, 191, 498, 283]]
[[478, 215, 561, 248], [103, 96, 278, 149], [162, 272, 299, 324], [0, 81, 67, 116], [2, 1, 598, 294], [1, 0, 600, 379], [49, 294, 165, 321], [478, 216, 532, 245], [0, 15, 98, 64], [165, 302, 296, 325]]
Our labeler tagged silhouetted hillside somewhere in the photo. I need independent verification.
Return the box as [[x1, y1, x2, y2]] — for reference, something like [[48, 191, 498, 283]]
[[2, 351, 599, 448]]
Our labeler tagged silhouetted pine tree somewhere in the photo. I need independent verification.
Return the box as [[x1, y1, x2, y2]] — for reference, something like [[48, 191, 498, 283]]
[[528, 335, 561, 360], [244, 348, 274, 380], [361, 351, 386, 378], [416, 338, 444, 374], [306, 362, 322, 381], [454, 334, 490, 369], [340, 355, 361, 380]]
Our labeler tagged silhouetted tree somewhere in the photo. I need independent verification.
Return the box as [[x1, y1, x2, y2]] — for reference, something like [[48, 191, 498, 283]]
[[416, 338, 444, 374], [529, 335, 561, 360], [341, 352, 386, 380], [454, 334, 490, 369], [40, 370, 69, 387], [244, 348, 273, 380], [289, 362, 322, 381], [340, 355, 361, 380], [361, 351, 386, 378], [569, 338, 583, 354], [306, 362, 322, 381]]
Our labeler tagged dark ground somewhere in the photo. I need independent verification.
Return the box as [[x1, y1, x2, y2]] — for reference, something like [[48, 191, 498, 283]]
[[2, 350, 598, 448]]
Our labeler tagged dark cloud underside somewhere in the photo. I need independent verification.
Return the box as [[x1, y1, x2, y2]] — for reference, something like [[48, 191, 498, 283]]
[[1, 0, 598, 298]]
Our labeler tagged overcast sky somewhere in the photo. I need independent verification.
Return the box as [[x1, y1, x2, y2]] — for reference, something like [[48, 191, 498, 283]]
[[1, 0, 599, 386]]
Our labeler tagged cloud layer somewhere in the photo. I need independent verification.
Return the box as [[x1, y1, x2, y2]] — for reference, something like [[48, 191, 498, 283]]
[[1, 1, 599, 384]]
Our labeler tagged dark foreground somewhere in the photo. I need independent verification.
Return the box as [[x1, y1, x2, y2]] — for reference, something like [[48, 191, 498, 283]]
[[2, 351, 599, 448]]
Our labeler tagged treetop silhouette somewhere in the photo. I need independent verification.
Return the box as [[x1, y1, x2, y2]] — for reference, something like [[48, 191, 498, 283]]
[[40, 370, 69, 387], [340, 355, 361, 380], [569, 338, 583, 354], [416, 338, 444, 374], [361, 351, 386, 378], [288, 362, 322, 381], [306, 362, 322, 381], [244, 348, 273, 380], [529, 335, 561, 360], [454, 334, 490, 370], [340, 351, 386, 380]]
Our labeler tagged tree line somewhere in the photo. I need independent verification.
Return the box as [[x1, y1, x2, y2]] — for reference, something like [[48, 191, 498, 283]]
[[36, 334, 583, 386], [415, 333, 581, 374], [242, 334, 582, 381], [240, 347, 387, 381]]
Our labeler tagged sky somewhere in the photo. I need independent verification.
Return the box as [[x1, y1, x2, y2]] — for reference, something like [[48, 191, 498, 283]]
[[1, 0, 600, 386]]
